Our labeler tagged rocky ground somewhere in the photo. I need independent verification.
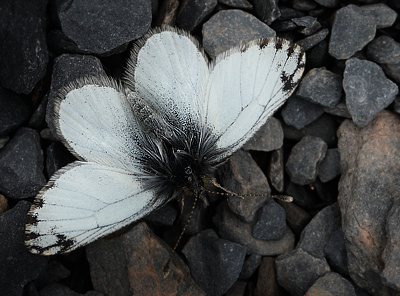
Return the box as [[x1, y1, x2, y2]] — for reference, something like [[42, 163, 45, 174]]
[[0, 0, 400, 295]]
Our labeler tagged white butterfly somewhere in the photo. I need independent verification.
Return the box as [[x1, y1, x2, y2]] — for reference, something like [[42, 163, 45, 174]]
[[25, 27, 305, 255]]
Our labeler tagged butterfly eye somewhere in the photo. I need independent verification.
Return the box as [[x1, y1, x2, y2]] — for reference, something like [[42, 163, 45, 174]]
[[185, 166, 192, 175]]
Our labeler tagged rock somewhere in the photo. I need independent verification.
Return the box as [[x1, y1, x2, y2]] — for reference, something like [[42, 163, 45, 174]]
[[54, 0, 151, 55], [275, 248, 330, 296], [343, 58, 398, 127], [176, 0, 217, 32], [296, 67, 342, 108], [153, 0, 180, 27], [252, 0, 280, 25], [46, 142, 76, 177], [243, 117, 284, 152], [292, 0, 317, 11], [329, 4, 376, 60], [239, 254, 262, 280], [39, 283, 104, 296], [296, 28, 329, 51], [202, 9, 276, 58], [306, 272, 357, 295], [144, 203, 177, 227], [286, 136, 328, 185], [0, 0, 48, 94], [0, 88, 31, 136], [324, 99, 352, 119], [0, 128, 46, 198], [252, 201, 286, 241], [254, 257, 283, 295], [86, 222, 204, 296], [281, 96, 324, 130], [318, 148, 341, 183], [271, 20, 297, 33], [324, 228, 349, 276], [225, 280, 247, 296], [277, 199, 311, 236], [28, 95, 48, 129], [0, 201, 48, 296], [182, 229, 246, 296], [307, 40, 331, 69], [267, 148, 285, 192], [337, 111, 400, 294], [359, 3, 397, 29], [292, 16, 321, 36], [218, 0, 252, 9], [313, 0, 339, 8]]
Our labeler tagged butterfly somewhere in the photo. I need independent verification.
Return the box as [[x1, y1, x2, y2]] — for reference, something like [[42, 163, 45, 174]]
[[25, 27, 305, 255]]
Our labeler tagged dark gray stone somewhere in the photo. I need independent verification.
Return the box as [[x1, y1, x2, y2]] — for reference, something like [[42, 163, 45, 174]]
[[313, 0, 339, 8], [0, 136, 9, 150], [0, 128, 46, 198], [337, 111, 400, 294], [252, 201, 286, 240], [40, 283, 104, 296], [297, 67, 342, 108], [307, 40, 331, 69], [153, 0, 180, 27], [297, 203, 341, 258], [218, 0, 252, 9], [182, 229, 246, 296], [0, 0, 48, 94], [324, 99, 352, 119], [296, 28, 329, 51], [279, 7, 305, 19], [394, 96, 400, 115], [176, 0, 217, 32], [329, 4, 376, 60], [46, 142, 76, 177], [292, 16, 321, 36], [267, 148, 285, 193], [276, 248, 330, 296], [278, 198, 311, 236], [28, 95, 48, 129], [318, 148, 341, 183], [55, 0, 151, 54], [0, 88, 31, 136], [306, 272, 356, 295], [243, 117, 284, 152], [0, 201, 48, 296], [271, 20, 297, 33], [286, 181, 320, 211], [292, 0, 317, 11], [359, 3, 397, 29], [343, 58, 398, 127], [239, 254, 262, 280], [286, 136, 328, 185], [252, 0, 280, 25], [202, 9, 276, 58], [324, 229, 349, 276], [281, 96, 324, 130], [254, 257, 282, 295], [144, 203, 177, 227]]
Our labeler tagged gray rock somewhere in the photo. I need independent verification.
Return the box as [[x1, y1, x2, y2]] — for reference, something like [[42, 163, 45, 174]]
[[143, 203, 177, 227], [0, 128, 46, 198], [218, 0, 252, 9], [359, 3, 397, 29], [324, 229, 349, 276], [343, 58, 398, 127], [318, 148, 341, 183], [202, 9, 276, 58], [286, 136, 328, 185], [40, 283, 104, 296], [292, 0, 317, 11], [292, 16, 321, 36], [252, 201, 286, 240], [337, 111, 400, 294], [239, 254, 262, 280], [329, 4, 376, 60], [306, 272, 356, 295], [0, 0, 48, 94], [267, 148, 285, 192], [153, 0, 180, 27], [176, 0, 217, 32], [86, 222, 204, 295], [278, 199, 311, 236], [271, 20, 297, 32], [297, 67, 342, 108], [254, 257, 282, 295], [252, 0, 280, 25], [313, 0, 339, 8], [0, 88, 31, 136], [296, 28, 329, 51], [279, 7, 305, 19], [276, 248, 330, 296], [0, 136, 9, 150], [286, 181, 320, 211], [182, 229, 246, 296], [243, 117, 284, 152], [324, 99, 352, 119], [0, 201, 48, 296], [307, 40, 331, 69], [55, 0, 151, 54], [281, 96, 325, 130]]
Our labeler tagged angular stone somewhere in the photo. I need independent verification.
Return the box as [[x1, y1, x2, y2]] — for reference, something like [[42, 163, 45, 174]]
[[324, 228, 349, 276], [267, 148, 285, 192], [329, 4, 376, 60], [286, 136, 327, 185], [254, 257, 283, 295], [252, 201, 286, 241], [243, 117, 284, 152], [343, 58, 398, 127], [281, 96, 324, 130], [239, 254, 261, 280], [318, 148, 341, 183], [292, 16, 321, 36], [313, 0, 339, 8], [153, 0, 179, 27], [218, 0, 252, 9], [296, 28, 329, 51], [176, 0, 217, 31], [182, 229, 246, 296], [277, 200, 311, 236], [202, 10, 275, 58], [359, 3, 397, 29], [306, 272, 356, 295], [252, 0, 280, 25]]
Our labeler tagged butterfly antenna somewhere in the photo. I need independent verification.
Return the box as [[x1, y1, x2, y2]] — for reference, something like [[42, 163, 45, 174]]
[[206, 178, 293, 202], [163, 190, 199, 277]]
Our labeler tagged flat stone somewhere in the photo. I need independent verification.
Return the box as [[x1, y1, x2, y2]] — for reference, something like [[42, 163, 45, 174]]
[[176, 0, 217, 32], [329, 4, 376, 60], [318, 148, 341, 183], [218, 0, 253, 9], [359, 3, 397, 29], [306, 272, 357, 295], [292, 16, 321, 36], [296, 28, 329, 51], [324, 228, 349, 276], [182, 229, 246, 296], [252, 201, 287, 241], [252, 0, 280, 25], [202, 9, 276, 58], [243, 117, 284, 152], [343, 58, 398, 127]]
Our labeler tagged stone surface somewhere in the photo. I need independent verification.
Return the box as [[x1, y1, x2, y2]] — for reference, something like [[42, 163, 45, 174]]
[[0, 128, 46, 198], [176, 0, 217, 31], [318, 148, 341, 183], [0, 201, 48, 296], [329, 4, 376, 60], [292, 16, 321, 36], [243, 117, 284, 152], [296, 28, 329, 51], [202, 9, 276, 57], [86, 222, 204, 296], [45, 142, 76, 177], [40, 283, 104, 296], [218, 0, 252, 9], [276, 248, 330, 296], [254, 257, 283, 296], [239, 254, 261, 280], [337, 111, 400, 294], [281, 96, 324, 130], [286, 136, 328, 185], [252, 0, 280, 25], [0, 0, 48, 94], [324, 228, 349, 276], [343, 58, 398, 127], [55, 0, 151, 54], [313, 0, 339, 8], [306, 272, 356, 295], [267, 148, 285, 192], [252, 201, 286, 241], [296, 67, 342, 108], [359, 3, 397, 29], [182, 229, 246, 296], [153, 0, 179, 27]]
